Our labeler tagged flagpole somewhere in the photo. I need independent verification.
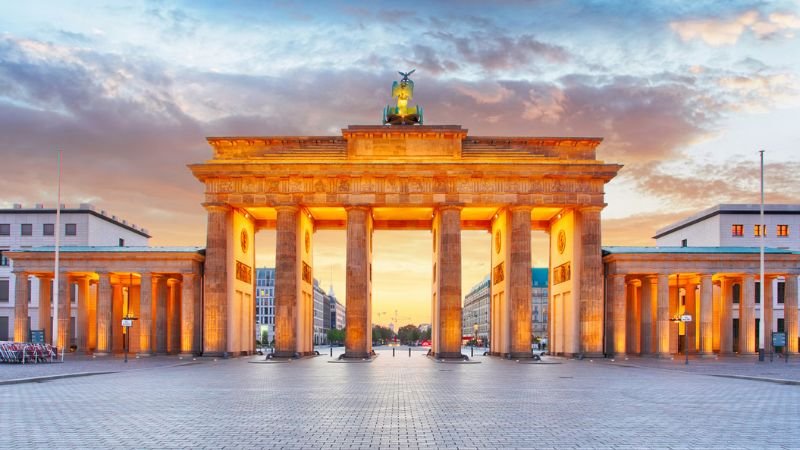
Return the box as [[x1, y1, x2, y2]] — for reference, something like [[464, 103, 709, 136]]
[[53, 151, 62, 358], [758, 150, 765, 362]]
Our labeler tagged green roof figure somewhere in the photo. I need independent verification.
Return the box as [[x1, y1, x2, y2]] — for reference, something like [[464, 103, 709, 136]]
[[383, 69, 423, 125]]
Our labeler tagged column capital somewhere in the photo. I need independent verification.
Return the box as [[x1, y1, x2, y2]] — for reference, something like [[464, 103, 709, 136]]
[[181, 272, 196, 280], [11, 270, 29, 276], [699, 273, 714, 281], [202, 202, 232, 213], [508, 205, 532, 213], [37, 274, 53, 281], [579, 205, 605, 213], [435, 204, 464, 212], [274, 204, 300, 213], [344, 205, 371, 212]]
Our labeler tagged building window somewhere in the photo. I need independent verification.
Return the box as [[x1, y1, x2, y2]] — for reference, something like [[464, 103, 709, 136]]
[[754, 224, 766, 237], [778, 281, 785, 304], [732, 283, 741, 304], [0, 250, 8, 266], [731, 224, 744, 237], [681, 239, 687, 247], [43, 223, 55, 236], [65, 223, 77, 236], [118, 238, 125, 247], [755, 282, 760, 304], [777, 224, 789, 237], [0, 279, 9, 302], [0, 224, 10, 236], [21, 224, 33, 236]]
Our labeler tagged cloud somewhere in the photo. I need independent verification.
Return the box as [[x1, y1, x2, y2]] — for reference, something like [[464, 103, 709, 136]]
[[670, 10, 800, 46]]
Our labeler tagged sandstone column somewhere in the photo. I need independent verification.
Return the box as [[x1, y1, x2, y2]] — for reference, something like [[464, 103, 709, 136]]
[[95, 273, 113, 355], [13, 271, 29, 342], [719, 277, 734, 354], [699, 274, 714, 357], [578, 206, 604, 357], [611, 274, 626, 357], [203, 203, 231, 356], [508, 207, 532, 358], [180, 273, 196, 356], [684, 280, 697, 354], [274, 205, 300, 357], [167, 278, 181, 354], [112, 282, 124, 353], [344, 206, 372, 359], [656, 273, 671, 358], [87, 280, 98, 351], [625, 281, 640, 355], [640, 275, 656, 355], [762, 276, 774, 354], [38, 275, 52, 344], [76, 277, 90, 352], [433, 205, 465, 358], [741, 274, 756, 354], [785, 275, 798, 354], [138, 272, 153, 355], [154, 275, 168, 354], [57, 274, 71, 351]]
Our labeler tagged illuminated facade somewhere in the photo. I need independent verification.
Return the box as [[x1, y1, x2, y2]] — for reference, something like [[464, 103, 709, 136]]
[[602, 247, 800, 357], [190, 124, 620, 358], [6, 247, 203, 355], [0, 203, 149, 343]]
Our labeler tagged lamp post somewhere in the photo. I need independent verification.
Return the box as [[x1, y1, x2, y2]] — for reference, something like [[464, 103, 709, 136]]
[[758, 150, 765, 362]]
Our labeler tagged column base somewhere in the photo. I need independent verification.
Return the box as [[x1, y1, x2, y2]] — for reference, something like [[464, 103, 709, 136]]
[[699, 352, 717, 359], [178, 352, 196, 358], [340, 351, 374, 359], [432, 351, 468, 360], [93, 352, 111, 357], [136, 352, 155, 357], [656, 352, 673, 359], [610, 353, 627, 360]]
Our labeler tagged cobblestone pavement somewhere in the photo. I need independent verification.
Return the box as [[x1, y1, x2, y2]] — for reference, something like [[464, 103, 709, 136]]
[[2, 346, 799, 449], [0, 353, 199, 382]]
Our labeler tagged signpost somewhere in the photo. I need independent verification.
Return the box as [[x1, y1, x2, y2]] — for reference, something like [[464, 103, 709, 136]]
[[29, 329, 45, 344], [680, 315, 692, 365], [121, 316, 138, 363], [772, 332, 787, 364]]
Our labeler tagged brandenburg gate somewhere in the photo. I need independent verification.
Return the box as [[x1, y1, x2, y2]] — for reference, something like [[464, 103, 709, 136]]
[[189, 74, 621, 359]]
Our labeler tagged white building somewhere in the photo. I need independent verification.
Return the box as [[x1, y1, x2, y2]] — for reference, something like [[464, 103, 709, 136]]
[[255, 268, 337, 346], [255, 268, 275, 344], [655, 204, 800, 250], [0, 203, 149, 342], [329, 287, 345, 331], [313, 280, 326, 344], [653, 203, 799, 350]]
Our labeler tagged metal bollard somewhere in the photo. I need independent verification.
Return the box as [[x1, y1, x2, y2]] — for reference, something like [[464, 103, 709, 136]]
[[471, 346, 474, 357], [409, 347, 411, 357], [393, 347, 395, 357], [330, 347, 333, 357]]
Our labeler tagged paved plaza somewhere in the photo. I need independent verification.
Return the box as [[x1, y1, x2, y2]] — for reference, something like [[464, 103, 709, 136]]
[[2, 347, 800, 449]]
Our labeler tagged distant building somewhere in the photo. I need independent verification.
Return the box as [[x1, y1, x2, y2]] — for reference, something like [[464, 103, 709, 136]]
[[329, 286, 345, 331], [462, 275, 490, 343], [417, 323, 431, 333], [255, 268, 275, 344], [654, 204, 800, 250], [462, 268, 548, 344], [0, 203, 149, 342], [313, 280, 326, 344]]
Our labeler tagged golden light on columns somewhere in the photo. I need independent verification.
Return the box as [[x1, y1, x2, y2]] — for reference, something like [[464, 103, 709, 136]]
[[180, 272, 196, 355], [611, 274, 626, 357], [699, 274, 714, 356], [656, 273, 670, 358]]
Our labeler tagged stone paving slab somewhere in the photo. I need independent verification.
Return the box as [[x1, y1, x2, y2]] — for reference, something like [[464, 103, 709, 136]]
[[1, 347, 799, 449]]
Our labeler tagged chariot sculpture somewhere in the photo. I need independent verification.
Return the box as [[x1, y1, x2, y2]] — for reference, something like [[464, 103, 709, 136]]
[[383, 69, 424, 125]]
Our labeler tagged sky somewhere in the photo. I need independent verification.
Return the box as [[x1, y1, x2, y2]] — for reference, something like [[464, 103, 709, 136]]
[[2, 0, 799, 327]]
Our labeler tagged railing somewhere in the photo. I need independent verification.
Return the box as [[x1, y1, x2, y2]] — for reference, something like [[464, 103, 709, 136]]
[[0, 342, 58, 364]]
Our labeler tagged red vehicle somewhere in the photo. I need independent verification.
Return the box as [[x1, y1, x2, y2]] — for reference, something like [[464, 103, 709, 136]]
[[419, 339, 431, 347]]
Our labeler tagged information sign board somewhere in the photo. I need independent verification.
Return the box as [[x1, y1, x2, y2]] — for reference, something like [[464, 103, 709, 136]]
[[772, 332, 787, 347]]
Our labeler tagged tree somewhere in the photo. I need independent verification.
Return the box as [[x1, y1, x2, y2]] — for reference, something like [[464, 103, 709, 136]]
[[372, 325, 394, 344], [420, 327, 431, 341], [397, 324, 420, 345], [327, 327, 345, 344]]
